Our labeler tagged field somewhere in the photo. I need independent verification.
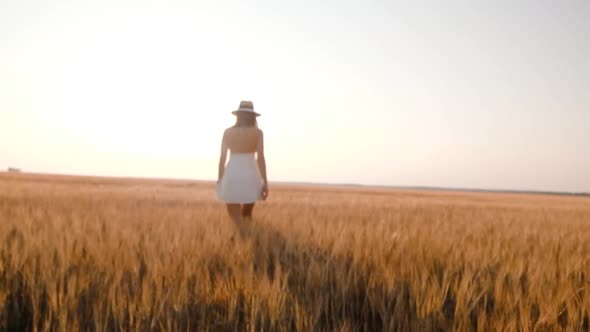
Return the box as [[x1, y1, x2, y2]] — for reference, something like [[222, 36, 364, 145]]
[[1, 173, 590, 331]]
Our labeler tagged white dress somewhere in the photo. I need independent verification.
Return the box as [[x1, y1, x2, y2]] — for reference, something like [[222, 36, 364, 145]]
[[217, 153, 263, 203]]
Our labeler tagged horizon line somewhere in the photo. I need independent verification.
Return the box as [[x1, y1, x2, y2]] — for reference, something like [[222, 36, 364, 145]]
[[2, 170, 589, 198]]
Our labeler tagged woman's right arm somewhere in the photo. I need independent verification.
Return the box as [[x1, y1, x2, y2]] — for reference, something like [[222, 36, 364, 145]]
[[218, 131, 228, 183], [257, 130, 268, 199]]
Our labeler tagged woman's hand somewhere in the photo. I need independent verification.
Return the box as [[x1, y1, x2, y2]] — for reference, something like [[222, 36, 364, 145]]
[[261, 182, 269, 200]]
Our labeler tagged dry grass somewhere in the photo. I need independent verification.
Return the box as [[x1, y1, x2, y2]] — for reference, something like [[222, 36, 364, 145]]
[[1, 172, 590, 331]]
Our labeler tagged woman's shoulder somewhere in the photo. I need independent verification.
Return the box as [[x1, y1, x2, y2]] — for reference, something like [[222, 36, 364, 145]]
[[223, 127, 262, 140]]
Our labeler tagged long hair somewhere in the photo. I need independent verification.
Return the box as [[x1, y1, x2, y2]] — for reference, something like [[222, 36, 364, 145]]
[[234, 113, 258, 128]]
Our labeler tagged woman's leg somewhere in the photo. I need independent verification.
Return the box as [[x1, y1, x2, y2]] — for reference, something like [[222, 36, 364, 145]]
[[241, 203, 255, 219], [226, 204, 242, 225]]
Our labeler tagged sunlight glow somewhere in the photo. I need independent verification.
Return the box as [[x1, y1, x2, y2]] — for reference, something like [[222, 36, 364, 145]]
[[1, 1, 589, 191]]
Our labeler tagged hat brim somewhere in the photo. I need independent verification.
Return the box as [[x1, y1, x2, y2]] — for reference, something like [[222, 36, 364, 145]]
[[232, 110, 261, 117]]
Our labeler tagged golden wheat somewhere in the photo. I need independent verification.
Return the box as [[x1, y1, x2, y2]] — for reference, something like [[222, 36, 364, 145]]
[[1, 173, 589, 331]]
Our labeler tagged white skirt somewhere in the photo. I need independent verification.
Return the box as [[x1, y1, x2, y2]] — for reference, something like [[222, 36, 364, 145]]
[[217, 153, 263, 203]]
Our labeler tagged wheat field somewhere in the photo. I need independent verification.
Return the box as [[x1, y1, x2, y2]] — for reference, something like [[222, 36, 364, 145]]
[[1, 172, 589, 331]]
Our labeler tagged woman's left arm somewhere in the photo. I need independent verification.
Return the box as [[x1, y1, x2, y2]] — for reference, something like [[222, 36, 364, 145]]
[[218, 131, 228, 183]]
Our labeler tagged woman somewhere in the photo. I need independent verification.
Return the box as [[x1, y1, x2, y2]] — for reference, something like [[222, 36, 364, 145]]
[[217, 100, 268, 225]]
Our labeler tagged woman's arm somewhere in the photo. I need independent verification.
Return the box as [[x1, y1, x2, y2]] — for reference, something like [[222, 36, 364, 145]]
[[257, 130, 268, 199], [218, 131, 228, 183]]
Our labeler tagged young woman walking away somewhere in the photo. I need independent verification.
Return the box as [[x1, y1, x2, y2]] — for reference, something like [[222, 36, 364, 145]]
[[217, 100, 268, 226]]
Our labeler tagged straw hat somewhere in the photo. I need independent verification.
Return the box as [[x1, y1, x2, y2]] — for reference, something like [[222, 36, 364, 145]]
[[232, 100, 260, 117]]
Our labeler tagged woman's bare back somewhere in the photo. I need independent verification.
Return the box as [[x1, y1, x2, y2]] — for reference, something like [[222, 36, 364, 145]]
[[224, 127, 262, 154]]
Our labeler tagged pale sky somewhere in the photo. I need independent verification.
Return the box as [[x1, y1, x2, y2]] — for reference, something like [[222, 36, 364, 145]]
[[1, 0, 589, 192]]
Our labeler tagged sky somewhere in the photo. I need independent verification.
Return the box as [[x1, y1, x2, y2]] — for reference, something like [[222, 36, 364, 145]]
[[1, 0, 589, 192]]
